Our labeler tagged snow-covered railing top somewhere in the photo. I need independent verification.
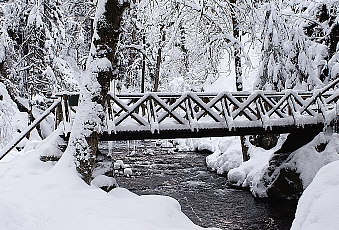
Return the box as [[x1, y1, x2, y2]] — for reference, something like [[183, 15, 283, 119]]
[[58, 78, 339, 140]]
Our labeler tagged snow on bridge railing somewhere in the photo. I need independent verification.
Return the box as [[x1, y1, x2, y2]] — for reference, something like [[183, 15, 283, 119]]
[[106, 88, 339, 135]]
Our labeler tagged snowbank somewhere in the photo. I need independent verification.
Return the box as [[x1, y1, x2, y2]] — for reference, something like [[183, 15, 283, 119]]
[[291, 160, 339, 230], [207, 133, 339, 199], [206, 137, 242, 174], [286, 133, 339, 189], [0, 131, 219, 230], [206, 136, 285, 191], [227, 143, 275, 190]]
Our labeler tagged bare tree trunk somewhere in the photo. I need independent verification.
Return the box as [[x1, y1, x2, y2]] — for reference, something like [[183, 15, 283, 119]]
[[153, 25, 165, 92], [230, 0, 242, 92], [153, 47, 161, 92], [230, 0, 249, 161], [141, 33, 146, 93]]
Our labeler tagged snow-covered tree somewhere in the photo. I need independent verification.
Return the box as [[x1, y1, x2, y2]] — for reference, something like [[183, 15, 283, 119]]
[[65, 0, 129, 183], [63, 0, 95, 65], [255, 0, 339, 91], [117, 0, 253, 93], [1, 0, 83, 97], [0, 83, 15, 148]]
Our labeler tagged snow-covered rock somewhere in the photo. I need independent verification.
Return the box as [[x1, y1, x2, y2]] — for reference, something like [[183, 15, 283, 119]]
[[123, 168, 133, 177], [193, 139, 214, 154], [252, 132, 339, 199], [91, 175, 117, 190]]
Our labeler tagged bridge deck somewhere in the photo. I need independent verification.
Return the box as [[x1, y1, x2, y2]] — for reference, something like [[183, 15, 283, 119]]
[[99, 124, 324, 141]]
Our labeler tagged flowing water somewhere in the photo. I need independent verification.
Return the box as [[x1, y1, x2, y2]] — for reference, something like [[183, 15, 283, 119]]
[[98, 140, 297, 230]]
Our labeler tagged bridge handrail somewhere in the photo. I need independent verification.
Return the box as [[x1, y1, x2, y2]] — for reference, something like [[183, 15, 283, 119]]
[[0, 99, 61, 161], [105, 83, 339, 133]]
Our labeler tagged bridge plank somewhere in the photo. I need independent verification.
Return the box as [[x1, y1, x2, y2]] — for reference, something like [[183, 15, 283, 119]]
[[230, 92, 259, 121], [151, 93, 187, 125], [146, 96, 159, 134], [0, 99, 61, 160], [267, 94, 290, 118], [220, 97, 233, 130], [316, 97, 327, 120], [260, 94, 286, 118], [185, 96, 199, 131], [156, 94, 188, 125], [288, 96, 304, 127]]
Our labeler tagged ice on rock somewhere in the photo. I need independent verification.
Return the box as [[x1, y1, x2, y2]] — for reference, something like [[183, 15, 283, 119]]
[[123, 168, 133, 177], [114, 160, 124, 169], [91, 175, 117, 188]]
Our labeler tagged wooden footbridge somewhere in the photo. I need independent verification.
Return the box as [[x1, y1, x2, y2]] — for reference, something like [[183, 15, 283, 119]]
[[60, 78, 339, 140], [2, 78, 339, 159]]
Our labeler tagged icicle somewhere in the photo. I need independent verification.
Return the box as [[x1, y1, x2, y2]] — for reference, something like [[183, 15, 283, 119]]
[[108, 141, 113, 156]]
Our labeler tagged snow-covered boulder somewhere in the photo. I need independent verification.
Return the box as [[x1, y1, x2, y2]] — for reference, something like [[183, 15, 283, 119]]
[[252, 132, 339, 199], [193, 139, 214, 154], [123, 168, 133, 177], [91, 175, 118, 192]]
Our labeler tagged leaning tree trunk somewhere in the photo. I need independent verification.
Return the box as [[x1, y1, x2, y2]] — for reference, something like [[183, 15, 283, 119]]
[[66, 0, 129, 184]]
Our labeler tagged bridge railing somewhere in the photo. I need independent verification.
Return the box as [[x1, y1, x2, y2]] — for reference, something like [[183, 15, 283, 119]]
[[0, 99, 62, 160], [106, 80, 339, 134]]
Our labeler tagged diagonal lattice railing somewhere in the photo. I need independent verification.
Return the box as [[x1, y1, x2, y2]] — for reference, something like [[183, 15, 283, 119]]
[[102, 78, 339, 138]]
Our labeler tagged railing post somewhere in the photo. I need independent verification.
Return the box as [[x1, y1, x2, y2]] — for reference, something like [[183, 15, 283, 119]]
[[62, 94, 70, 123], [334, 104, 339, 133], [55, 101, 63, 130], [107, 95, 113, 121]]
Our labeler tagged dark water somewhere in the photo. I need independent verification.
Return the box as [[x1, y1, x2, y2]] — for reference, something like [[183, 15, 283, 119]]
[[98, 140, 297, 230]]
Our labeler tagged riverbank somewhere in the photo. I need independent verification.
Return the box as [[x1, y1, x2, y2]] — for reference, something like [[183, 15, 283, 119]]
[[100, 140, 297, 230]]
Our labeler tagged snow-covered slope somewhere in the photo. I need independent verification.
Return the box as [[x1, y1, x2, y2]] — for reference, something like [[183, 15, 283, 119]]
[[291, 160, 339, 230], [0, 130, 219, 230]]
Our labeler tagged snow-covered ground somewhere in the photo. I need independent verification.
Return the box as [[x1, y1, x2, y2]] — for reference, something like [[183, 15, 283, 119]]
[[291, 160, 339, 230], [0, 130, 219, 230]]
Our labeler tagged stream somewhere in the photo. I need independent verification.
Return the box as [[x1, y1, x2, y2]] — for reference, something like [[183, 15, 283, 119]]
[[98, 140, 297, 230]]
